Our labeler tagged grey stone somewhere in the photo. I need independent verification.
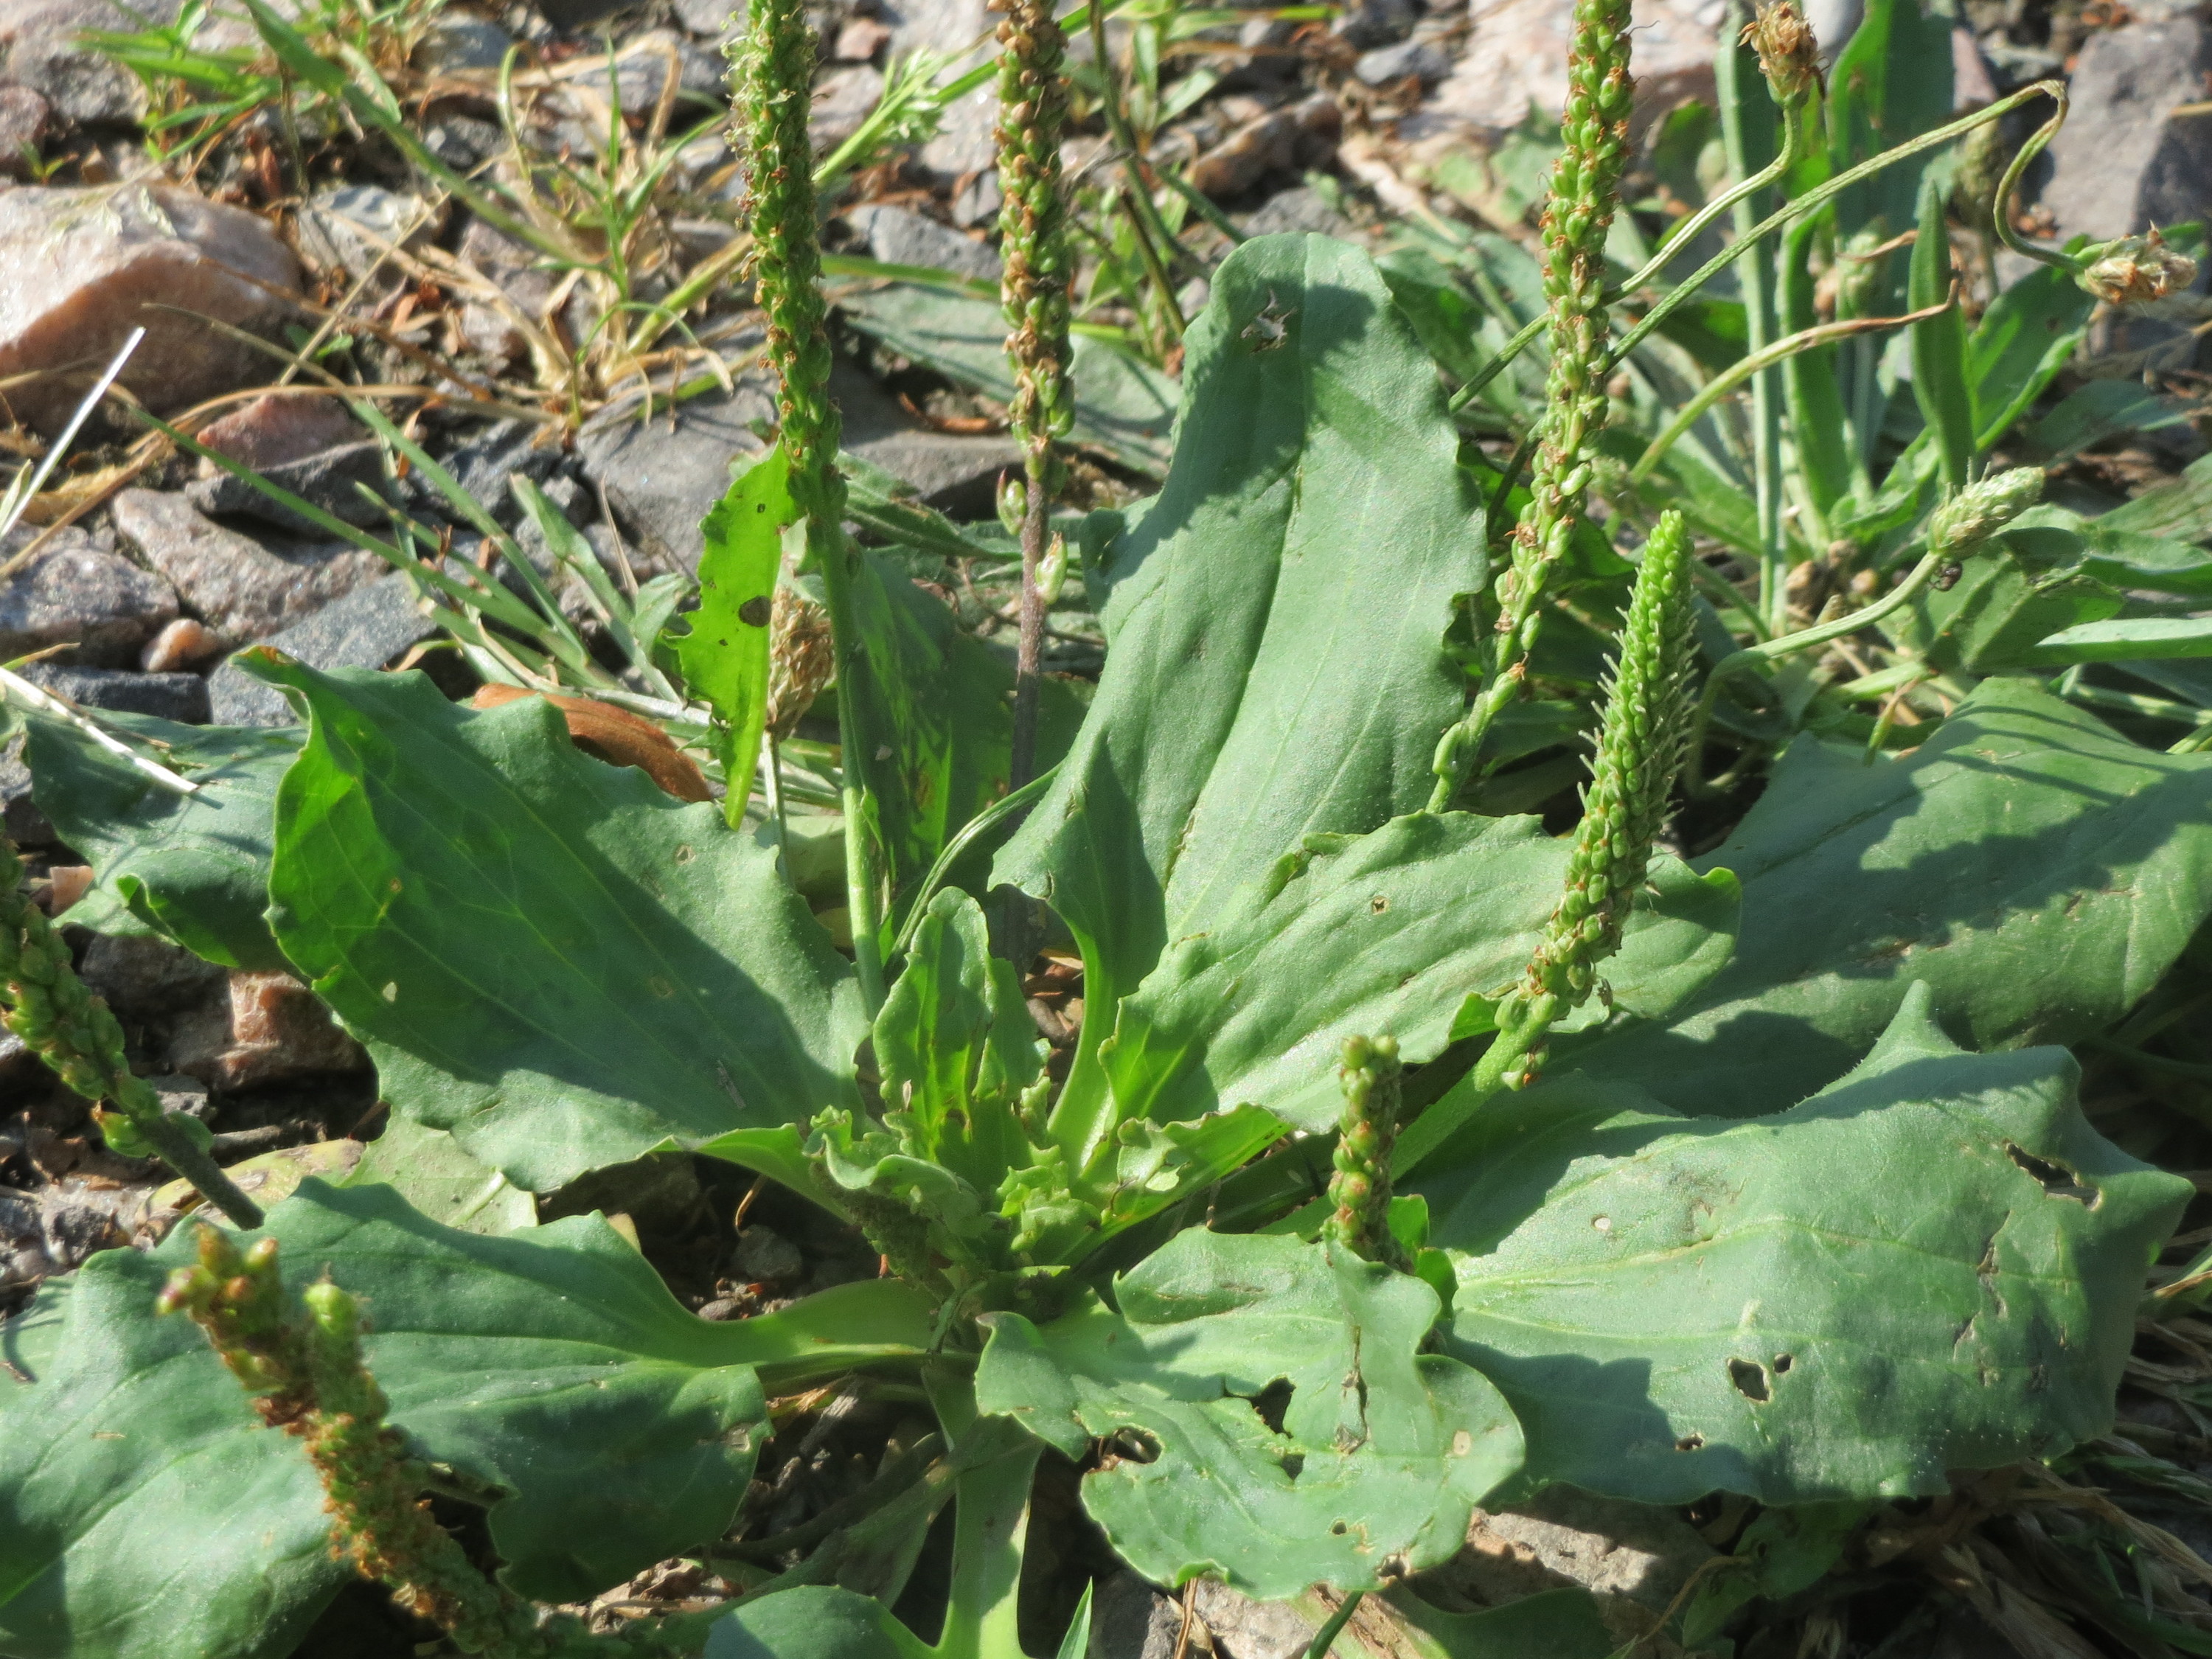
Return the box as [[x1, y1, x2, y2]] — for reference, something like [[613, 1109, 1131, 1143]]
[[532, 0, 641, 33], [111, 489, 388, 644], [187, 439, 397, 531], [1354, 35, 1450, 85], [425, 418, 571, 527], [0, 183, 302, 434], [296, 183, 435, 279], [0, 731, 55, 846], [18, 663, 211, 723], [1086, 1573, 1183, 1659], [949, 169, 1004, 228], [205, 571, 442, 726], [1332, 0, 1414, 49], [78, 932, 226, 1017], [846, 202, 1001, 282], [579, 371, 777, 571], [881, 0, 998, 181], [810, 62, 886, 147], [0, 84, 48, 174], [1402, 0, 1722, 143], [423, 112, 501, 169], [731, 1224, 805, 1284], [1241, 183, 1352, 239], [0, 526, 178, 665], [835, 359, 1021, 512], [0, 0, 164, 125], [1461, 1486, 1714, 1615], [2034, 15, 2212, 243], [672, 0, 744, 35], [413, 11, 515, 72], [1189, 1582, 1314, 1659]]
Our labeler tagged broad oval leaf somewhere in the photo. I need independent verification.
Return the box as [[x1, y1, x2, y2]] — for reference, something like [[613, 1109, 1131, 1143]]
[[975, 1228, 1523, 1597], [993, 233, 1483, 1157], [1423, 990, 2191, 1506], [21, 711, 300, 970], [0, 1180, 931, 1659], [1570, 678, 2212, 1116], [246, 655, 868, 1193], [1105, 813, 1739, 1133]]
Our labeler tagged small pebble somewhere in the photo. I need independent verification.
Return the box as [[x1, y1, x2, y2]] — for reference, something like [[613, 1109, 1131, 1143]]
[[139, 617, 223, 672]]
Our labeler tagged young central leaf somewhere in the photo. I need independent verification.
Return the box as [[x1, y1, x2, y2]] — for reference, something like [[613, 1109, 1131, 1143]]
[[246, 658, 869, 1193], [677, 443, 793, 824], [992, 233, 1484, 1158], [975, 1227, 1523, 1597]]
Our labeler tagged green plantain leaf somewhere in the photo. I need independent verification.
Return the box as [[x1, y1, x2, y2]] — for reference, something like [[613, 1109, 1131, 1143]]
[[676, 442, 791, 819], [974, 1227, 1523, 1598], [19, 712, 300, 970], [1423, 990, 2191, 1506], [994, 234, 1481, 1161], [874, 888, 1040, 1196], [245, 656, 868, 1193], [849, 552, 1087, 936], [0, 1180, 932, 1659], [1384, 1588, 1615, 1659], [336, 1115, 538, 1235], [705, 1585, 933, 1659], [1885, 538, 2121, 675], [1104, 813, 1739, 1134], [2022, 616, 2212, 667], [1567, 678, 2212, 1116]]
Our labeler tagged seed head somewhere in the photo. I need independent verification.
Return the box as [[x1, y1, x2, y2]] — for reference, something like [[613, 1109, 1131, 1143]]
[[1741, 0, 1822, 105], [1928, 466, 2043, 559], [2077, 229, 2199, 307]]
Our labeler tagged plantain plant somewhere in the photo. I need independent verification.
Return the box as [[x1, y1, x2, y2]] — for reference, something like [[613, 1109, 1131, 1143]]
[[5, 0, 2212, 1655]]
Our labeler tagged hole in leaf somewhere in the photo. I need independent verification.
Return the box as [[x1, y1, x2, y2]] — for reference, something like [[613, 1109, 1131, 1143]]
[[1107, 1428, 1161, 1465], [2005, 1144, 2097, 1205], [1728, 1358, 1770, 1402], [1250, 1377, 1295, 1436], [1279, 1452, 1306, 1481], [1370, 894, 1388, 914], [1331, 1520, 1349, 1535], [1773, 1353, 1793, 1374], [1676, 1433, 1705, 1452]]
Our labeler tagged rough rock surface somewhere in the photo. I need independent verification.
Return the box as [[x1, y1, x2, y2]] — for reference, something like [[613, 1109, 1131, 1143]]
[[1402, 0, 1725, 142], [168, 969, 368, 1091], [18, 662, 211, 722], [111, 488, 389, 643], [0, 183, 301, 432], [0, 525, 178, 664], [2033, 15, 2212, 241], [205, 568, 443, 726], [847, 201, 1001, 282], [0, 0, 170, 125]]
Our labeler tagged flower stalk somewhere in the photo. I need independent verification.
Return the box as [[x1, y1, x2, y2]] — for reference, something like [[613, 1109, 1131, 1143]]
[[732, 0, 886, 1010], [161, 1229, 541, 1655], [995, 0, 1075, 794], [1429, 0, 1636, 810], [1398, 512, 1697, 1174], [0, 841, 262, 1227]]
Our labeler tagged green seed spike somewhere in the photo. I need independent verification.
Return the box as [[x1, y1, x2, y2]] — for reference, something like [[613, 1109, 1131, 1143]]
[[1494, 509, 1698, 1086], [994, 0, 1075, 791], [730, 0, 888, 1013], [1429, 0, 1635, 810], [1326, 1034, 1409, 1269], [0, 841, 262, 1227], [163, 1232, 546, 1657]]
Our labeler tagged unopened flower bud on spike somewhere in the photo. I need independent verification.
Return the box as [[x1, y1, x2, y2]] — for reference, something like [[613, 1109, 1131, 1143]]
[[1928, 465, 2044, 560], [2076, 229, 2198, 307], [1326, 1034, 1409, 1268]]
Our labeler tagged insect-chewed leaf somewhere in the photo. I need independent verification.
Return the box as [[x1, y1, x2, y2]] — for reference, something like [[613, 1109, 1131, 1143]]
[[975, 1228, 1523, 1597], [18, 710, 300, 970], [243, 656, 868, 1194], [675, 443, 792, 814], [1568, 677, 2212, 1116], [1423, 987, 2191, 1506], [1104, 813, 1738, 1134], [0, 1180, 929, 1659]]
